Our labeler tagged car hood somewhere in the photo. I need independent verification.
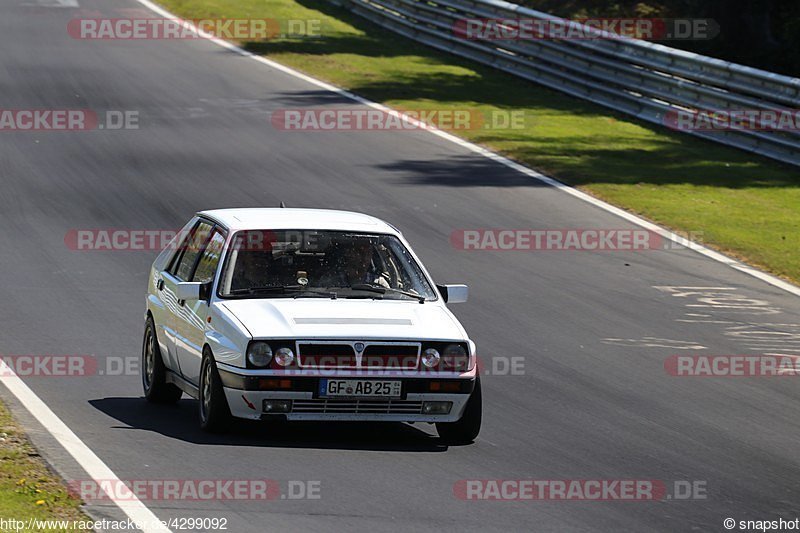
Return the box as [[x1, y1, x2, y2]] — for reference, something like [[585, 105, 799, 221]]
[[220, 299, 466, 340]]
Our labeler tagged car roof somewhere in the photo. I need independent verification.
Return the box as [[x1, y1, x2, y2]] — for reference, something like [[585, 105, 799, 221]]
[[197, 208, 401, 235]]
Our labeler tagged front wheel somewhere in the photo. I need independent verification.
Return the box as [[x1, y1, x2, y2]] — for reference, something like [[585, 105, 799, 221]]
[[142, 317, 182, 404], [436, 374, 482, 444], [199, 351, 231, 433]]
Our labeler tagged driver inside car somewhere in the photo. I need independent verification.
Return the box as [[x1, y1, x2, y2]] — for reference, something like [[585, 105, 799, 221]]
[[318, 240, 390, 289]]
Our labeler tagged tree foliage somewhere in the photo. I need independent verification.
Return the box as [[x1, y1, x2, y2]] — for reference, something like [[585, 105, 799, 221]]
[[517, 0, 800, 76]]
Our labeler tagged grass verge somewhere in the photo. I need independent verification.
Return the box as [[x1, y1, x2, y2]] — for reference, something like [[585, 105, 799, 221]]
[[161, 0, 798, 283], [0, 400, 90, 532]]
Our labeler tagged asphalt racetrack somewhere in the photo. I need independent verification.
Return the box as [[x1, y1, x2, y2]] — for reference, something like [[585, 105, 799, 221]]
[[2, 0, 800, 530]]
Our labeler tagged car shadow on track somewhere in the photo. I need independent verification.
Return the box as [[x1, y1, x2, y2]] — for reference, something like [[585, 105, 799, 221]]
[[89, 397, 452, 452]]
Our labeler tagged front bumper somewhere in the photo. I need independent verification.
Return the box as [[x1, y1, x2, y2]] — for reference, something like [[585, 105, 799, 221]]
[[224, 390, 471, 422], [218, 364, 475, 422]]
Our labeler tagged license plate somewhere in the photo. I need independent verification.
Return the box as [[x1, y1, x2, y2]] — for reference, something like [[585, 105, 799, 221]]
[[319, 379, 402, 398]]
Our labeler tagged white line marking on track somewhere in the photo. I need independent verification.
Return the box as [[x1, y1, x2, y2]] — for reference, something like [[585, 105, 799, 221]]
[[22, 0, 79, 7], [745, 348, 800, 352], [743, 340, 800, 344], [601, 337, 707, 350], [0, 360, 171, 532], [676, 319, 735, 324], [133, 0, 800, 300]]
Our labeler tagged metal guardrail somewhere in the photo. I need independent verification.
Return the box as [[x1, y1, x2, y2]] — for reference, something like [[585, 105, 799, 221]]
[[332, 0, 800, 166]]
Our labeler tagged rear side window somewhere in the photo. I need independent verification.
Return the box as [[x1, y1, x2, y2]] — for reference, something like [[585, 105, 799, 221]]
[[155, 217, 198, 271], [192, 231, 226, 284], [174, 221, 214, 281]]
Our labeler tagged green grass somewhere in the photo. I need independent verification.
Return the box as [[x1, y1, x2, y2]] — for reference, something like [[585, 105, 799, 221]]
[[163, 0, 799, 282], [0, 401, 91, 532]]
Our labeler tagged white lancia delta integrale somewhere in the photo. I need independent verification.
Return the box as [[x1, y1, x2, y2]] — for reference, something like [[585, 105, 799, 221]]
[[143, 208, 481, 443]]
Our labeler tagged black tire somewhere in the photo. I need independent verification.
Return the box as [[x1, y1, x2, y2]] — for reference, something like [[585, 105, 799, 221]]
[[142, 317, 182, 404], [436, 374, 482, 444], [199, 351, 232, 433]]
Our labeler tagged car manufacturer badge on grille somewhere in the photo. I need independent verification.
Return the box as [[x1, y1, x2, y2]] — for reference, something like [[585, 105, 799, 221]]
[[354, 342, 365, 353]]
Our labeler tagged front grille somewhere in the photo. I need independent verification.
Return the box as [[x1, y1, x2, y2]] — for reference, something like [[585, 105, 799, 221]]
[[297, 341, 421, 369], [362, 344, 419, 369], [291, 399, 424, 414], [298, 343, 357, 368]]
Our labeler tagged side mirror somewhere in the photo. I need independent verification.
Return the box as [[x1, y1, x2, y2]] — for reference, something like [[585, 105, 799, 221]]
[[176, 282, 204, 301], [437, 284, 468, 304]]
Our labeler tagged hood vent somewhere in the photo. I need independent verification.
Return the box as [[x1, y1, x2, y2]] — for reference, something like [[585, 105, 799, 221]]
[[294, 317, 413, 326]]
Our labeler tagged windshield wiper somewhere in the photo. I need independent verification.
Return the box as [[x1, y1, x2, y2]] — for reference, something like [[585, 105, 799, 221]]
[[229, 285, 337, 299], [348, 284, 426, 303]]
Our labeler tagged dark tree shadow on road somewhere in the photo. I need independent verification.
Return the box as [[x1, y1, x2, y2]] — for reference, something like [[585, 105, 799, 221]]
[[374, 154, 551, 188]]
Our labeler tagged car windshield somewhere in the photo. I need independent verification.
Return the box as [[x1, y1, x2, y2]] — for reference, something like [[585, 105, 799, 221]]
[[218, 230, 437, 301]]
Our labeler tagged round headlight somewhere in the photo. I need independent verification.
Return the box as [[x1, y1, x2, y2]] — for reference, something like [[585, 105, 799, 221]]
[[422, 348, 441, 368], [247, 342, 273, 368], [442, 344, 468, 371], [274, 347, 295, 367]]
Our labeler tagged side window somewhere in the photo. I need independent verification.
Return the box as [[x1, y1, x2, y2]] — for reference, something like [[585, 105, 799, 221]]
[[192, 231, 226, 283], [174, 221, 214, 281], [155, 217, 198, 272]]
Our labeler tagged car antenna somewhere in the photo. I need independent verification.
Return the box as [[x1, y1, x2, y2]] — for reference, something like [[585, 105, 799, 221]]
[[279, 201, 286, 208]]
